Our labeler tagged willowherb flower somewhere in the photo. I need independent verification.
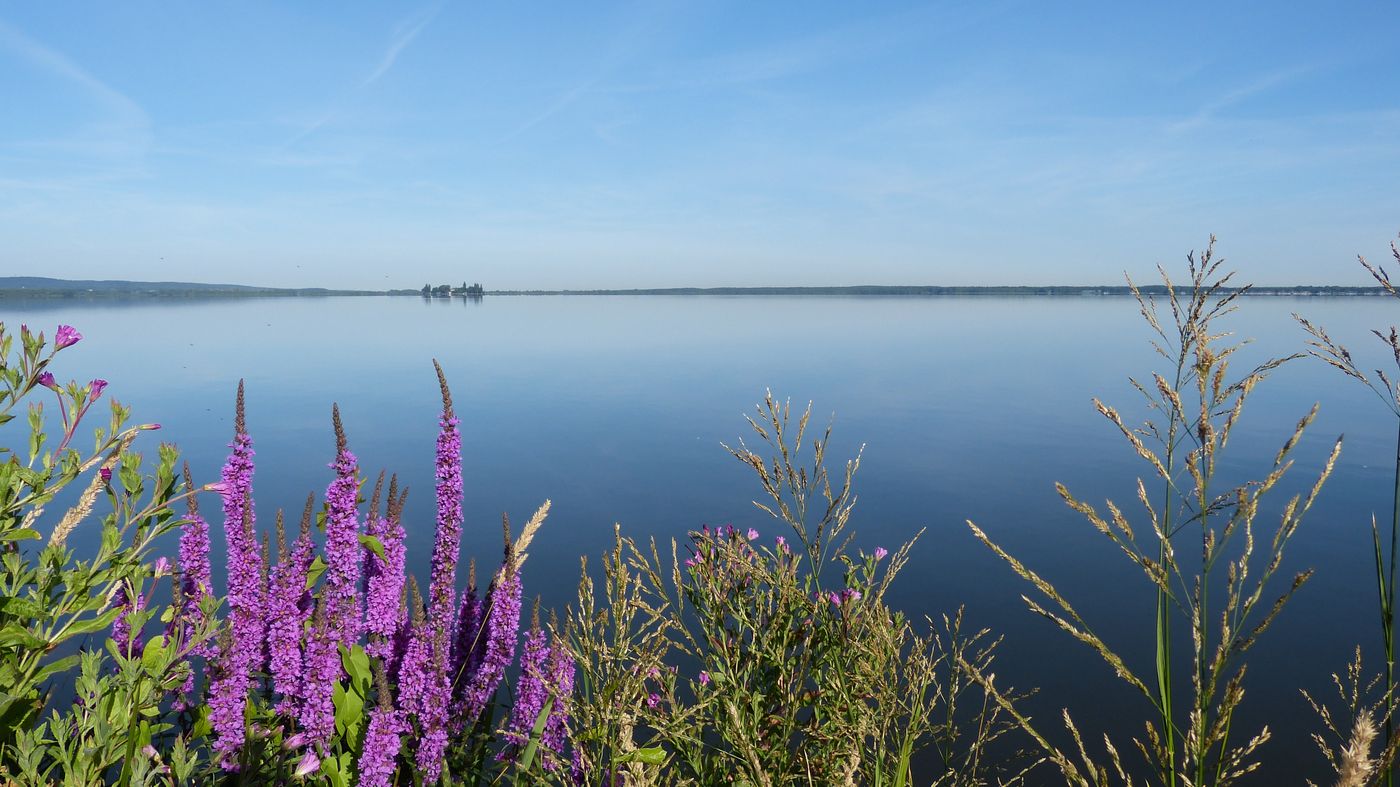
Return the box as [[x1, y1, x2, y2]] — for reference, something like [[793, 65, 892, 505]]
[[874, 547, 888, 561], [324, 406, 362, 647], [300, 596, 341, 749], [210, 382, 266, 762], [54, 324, 81, 349], [89, 378, 107, 399], [357, 665, 408, 787], [36, 371, 56, 390], [268, 498, 316, 716], [365, 476, 408, 662]]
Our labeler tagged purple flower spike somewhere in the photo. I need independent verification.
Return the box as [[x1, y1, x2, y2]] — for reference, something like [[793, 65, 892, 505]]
[[269, 499, 316, 716], [324, 406, 362, 646], [178, 465, 214, 656], [357, 690, 407, 787], [500, 625, 550, 758], [395, 579, 431, 718], [365, 478, 407, 662], [210, 381, 266, 760], [110, 586, 142, 658], [542, 643, 577, 769], [458, 560, 522, 724], [300, 598, 341, 749], [54, 324, 81, 349], [426, 363, 463, 651]]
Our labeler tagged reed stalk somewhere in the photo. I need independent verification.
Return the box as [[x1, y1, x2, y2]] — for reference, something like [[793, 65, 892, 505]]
[[968, 238, 1337, 785], [1295, 233, 1400, 787]]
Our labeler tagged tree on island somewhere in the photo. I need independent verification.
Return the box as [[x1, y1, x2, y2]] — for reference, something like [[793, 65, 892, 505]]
[[420, 282, 485, 297]]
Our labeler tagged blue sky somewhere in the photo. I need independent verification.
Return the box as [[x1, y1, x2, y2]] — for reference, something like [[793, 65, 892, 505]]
[[2, 2, 1398, 288]]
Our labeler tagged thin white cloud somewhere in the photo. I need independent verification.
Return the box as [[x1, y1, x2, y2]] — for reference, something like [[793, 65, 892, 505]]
[[1169, 65, 1313, 134], [0, 18, 147, 129], [362, 3, 442, 88], [287, 3, 441, 145]]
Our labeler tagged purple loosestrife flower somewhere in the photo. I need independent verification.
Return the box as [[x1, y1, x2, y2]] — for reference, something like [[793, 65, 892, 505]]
[[458, 556, 522, 724], [178, 464, 214, 657], [269, 499, 316, 716], [409, 365, 466, 782], [53, 324, 81, 349], [210, 382, 266, 762], [365, 477, 408, 662], [499, 621, 550, 758], [395, 578, 431, 720], [324, 406, 363, 646], [541, 641, 576, 770], [358, 666, 407, 787], [300, 597, 341, 749], [447, 561, 483, 731], [110, 586, 140, 658], [425, 365, 463, 669]]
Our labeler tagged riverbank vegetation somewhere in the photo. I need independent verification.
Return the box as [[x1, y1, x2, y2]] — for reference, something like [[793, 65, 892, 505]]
[[2, 236, 1399, 785]]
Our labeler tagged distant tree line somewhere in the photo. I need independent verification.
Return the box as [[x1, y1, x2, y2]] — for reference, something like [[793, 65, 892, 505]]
[[421, 282, 485, 297]]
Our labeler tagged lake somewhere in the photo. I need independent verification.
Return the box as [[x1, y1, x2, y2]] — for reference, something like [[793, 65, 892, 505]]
[[4, 291, 1395, 782]]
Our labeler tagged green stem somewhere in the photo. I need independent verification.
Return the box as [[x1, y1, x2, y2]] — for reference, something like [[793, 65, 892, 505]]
[[1387, 418, 1400, 787]]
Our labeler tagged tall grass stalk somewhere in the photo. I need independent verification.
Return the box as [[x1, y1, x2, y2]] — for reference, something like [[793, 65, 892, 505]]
[[566, 394, 1029, 786], [965, 240, 1340, 785], [1295, 234, 1400, 786]]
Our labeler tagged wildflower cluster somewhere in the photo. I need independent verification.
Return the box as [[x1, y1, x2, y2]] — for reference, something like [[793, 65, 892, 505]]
[[191, 364, 572, 784]]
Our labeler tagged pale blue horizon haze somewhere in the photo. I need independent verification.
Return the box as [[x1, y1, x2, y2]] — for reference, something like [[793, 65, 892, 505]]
[[2, 2, 1399, 289]]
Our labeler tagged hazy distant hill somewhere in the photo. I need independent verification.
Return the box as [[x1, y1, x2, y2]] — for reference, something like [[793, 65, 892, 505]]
[[0, 277, 382, 298]]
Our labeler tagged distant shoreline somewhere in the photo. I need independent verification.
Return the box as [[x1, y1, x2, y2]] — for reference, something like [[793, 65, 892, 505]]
[[0, 277, 1388, 300], [485, 285, 1387, 297]]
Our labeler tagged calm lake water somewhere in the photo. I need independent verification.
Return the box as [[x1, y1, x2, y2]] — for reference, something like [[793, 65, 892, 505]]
[[5, 292, 1396, 782]]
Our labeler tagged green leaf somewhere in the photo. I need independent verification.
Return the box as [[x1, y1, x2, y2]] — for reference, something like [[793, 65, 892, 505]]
[[357, 534, 387, 564], [141, 634, 169, 670], [516, 697, 554, 773], [0, 596, 47, 620], [305, 556, 328, 590], [31, 654, 81, 685], [340, 644, 371, 695], [58, 606, 124, 642], [0, 527, 40, 543], [621, 747, 668, 766], [0, 623, 47, 650]]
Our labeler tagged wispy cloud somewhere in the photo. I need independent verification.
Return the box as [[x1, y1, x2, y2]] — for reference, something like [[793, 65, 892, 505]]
[[362, 3, 442, 88], [1168, 65, 1313, 134], [0, 18, 147, 127], [290, 3, 441, 144]]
